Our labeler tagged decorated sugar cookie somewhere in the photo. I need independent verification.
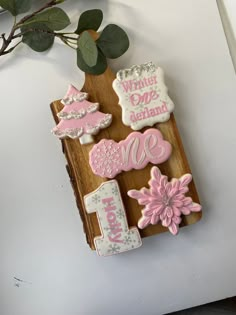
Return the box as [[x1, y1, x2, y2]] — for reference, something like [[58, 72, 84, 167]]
[[128, 166, 201, 235], [89, 128, 172, 178], [112, 62, 174, 130], [84, 180, 142, 256], [52, 85, 112, 144]]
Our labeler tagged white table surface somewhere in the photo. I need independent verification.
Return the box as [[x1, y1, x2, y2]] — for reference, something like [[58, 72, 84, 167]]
[[1, 1, 236, 315]]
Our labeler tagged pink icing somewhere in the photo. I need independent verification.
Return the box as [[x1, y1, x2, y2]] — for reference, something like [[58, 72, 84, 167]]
[[84, 180, 142, 256], [121, 75, 157, 93], [102, 197, 123, 243], [52, 85, 112, 143], [128, 166, 202, 235], [56, 110, 109, 131], [89, 129, 172, 178]]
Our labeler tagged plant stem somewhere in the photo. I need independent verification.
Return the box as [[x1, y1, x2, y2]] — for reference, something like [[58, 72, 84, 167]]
[[16, 0, 58, 28], [12, 27, 78, 46], [57, 34, 77, 41], [58, 32, 75, 35], [0, 0, 58, 56], [0, 19, 17, 55], [12, 32, 24, 39], [65, 38, 77, 45], [59, 37, 76, 50], [2, 40, 22, 55]]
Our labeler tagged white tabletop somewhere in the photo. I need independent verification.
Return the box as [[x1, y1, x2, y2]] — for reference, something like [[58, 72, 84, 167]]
[[1, 1, 236, 314]]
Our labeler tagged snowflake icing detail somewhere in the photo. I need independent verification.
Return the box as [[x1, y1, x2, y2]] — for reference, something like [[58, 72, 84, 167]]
[[123, 235, 132, 245], [108, 243, 121, 254], [92, 194, 100, 204], [128, 166, 201, 235], [112, 185, 119, 196], [89, 140, 123, 178], [116, 208, 125, 219]]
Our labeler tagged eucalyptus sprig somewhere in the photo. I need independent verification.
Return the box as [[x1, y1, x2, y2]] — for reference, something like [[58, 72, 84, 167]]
[[0, 0, 129, 74]]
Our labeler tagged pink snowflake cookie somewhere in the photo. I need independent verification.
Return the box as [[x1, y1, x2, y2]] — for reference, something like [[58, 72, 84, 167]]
[[89, 129, 172, 178], [128, 166, 202, 235]]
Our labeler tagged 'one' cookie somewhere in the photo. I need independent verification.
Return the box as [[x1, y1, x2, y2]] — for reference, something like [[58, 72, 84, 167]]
[[89, 129, 172, 178]]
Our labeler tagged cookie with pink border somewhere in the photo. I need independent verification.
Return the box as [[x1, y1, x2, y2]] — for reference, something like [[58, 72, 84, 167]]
[[52, 85, 112, 144], [84, 180, 142, 256], [112, 62, 174, 130], [128, 166, 202, 235], [89, 128, 172, 178]]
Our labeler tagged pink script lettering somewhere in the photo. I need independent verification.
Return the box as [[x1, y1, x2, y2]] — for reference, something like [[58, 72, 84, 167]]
[[89, 129, 172, 178], [121, 76, 157, 93], [102, 197, 123, 243], [130, 90, 159, 106]]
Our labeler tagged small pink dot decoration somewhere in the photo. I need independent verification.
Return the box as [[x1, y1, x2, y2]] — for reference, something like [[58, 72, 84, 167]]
[[128, 166, 201, 235]]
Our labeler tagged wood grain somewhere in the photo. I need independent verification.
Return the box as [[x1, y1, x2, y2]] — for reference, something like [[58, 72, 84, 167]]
[[50, 66, 202, 250]]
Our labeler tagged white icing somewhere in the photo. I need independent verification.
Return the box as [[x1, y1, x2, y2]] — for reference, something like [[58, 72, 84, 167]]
[[112, 62, 175, 130], [84, 180, 142, 256]]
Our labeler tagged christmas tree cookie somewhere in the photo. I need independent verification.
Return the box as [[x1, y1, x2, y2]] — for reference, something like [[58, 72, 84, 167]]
[[52, 85, 112, 144]]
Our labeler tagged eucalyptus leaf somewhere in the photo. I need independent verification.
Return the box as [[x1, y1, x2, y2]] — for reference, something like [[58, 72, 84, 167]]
[[75, 9, 103, 34], [22, 23, 54, 52], [77, 48, 107, 75], [0, 0, 32, 16], [78, 31, 98, 67], [22, 8, 70, 31], [96, 24, 129, 59]]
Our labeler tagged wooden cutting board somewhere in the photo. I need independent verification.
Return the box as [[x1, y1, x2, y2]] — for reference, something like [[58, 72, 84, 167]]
[[50, 66, 202, 250]]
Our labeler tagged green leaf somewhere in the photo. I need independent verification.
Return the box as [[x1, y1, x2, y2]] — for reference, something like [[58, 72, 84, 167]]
[[21, 23, 54, 52], [78, 31, 98, 67], [75, 9, 103, 34], [23, 8, 70, 31], [0, 0, 32, 16], [77, 48, 107, 75], [96, 24, 129, 59]]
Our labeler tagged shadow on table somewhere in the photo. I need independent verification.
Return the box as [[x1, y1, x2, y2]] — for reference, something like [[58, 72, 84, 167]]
[[168, 297, 236, 315]]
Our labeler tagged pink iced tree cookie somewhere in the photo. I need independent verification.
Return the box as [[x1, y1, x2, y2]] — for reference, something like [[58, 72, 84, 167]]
[[128, 166, 202, 235], [52, 85, 112, 144]]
